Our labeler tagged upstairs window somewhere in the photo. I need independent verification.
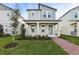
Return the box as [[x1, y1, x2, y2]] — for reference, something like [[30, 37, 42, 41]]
[[48, 12, 51, 18], [43, 12, 46, 18], [32, 12, 35, 16], [42, 11, 52, 18], [74, 13, 78, 18]]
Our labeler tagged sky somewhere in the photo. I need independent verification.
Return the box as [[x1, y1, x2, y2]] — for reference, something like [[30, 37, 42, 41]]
[[3, 3, 79, 19]]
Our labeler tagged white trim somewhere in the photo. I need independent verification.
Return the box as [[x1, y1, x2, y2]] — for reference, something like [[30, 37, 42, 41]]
[[42, 11, 52, 18]]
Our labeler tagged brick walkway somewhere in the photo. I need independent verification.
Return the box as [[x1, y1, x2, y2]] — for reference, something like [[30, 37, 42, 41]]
[[52, 38, 79, 55]]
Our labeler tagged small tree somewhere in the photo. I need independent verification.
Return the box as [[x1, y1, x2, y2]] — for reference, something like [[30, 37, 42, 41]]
[[20, 24, 26, 39], [10, 9, 20, 43]]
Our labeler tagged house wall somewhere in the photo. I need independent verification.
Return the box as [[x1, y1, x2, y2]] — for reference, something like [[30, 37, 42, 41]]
[[59, 13, 71, 35], [0, 10, 13, 34], [59, 7, 79, 36], [27, 5, 56, 20], [27, 24, 37, 36], [28, 11, 41, 20]]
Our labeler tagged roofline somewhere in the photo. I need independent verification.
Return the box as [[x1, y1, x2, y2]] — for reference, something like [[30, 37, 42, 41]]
[[0, 3, 25, 20], [69, 20, 79, 22], [23, 20, 61, 22], [27, 3, 57, 11], [27, 9, 41, 11], [58, 5, 79, 20], [38, 3, 57, 11]]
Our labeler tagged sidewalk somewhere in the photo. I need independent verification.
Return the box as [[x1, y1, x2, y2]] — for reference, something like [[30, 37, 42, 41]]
[[52, 38, 79, 55]]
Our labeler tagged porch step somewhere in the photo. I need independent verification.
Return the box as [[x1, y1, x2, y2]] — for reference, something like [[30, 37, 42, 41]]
[[48, 35, 58, 37]]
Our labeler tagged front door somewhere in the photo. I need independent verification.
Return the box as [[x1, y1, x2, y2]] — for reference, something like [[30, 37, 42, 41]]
[[49, 25, 53, 35]]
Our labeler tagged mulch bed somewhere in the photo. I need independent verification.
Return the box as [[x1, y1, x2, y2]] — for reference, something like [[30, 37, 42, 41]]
[[4, 42, 19, 49]]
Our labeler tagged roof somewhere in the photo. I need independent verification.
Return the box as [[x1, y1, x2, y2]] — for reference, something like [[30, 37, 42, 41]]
[[58, 5, 79, 20], [23, 20, 61, 22], [69, 20, 79, 22], [38, 3, 57, 11], [27, 9, 41, 11], [27, 3, 57, 11]]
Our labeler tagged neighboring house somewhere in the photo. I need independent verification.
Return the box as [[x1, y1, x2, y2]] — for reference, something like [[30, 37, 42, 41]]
[[24, 4, 61, 37], [0, 3, 23, 35], [59, 6, 79, 37]]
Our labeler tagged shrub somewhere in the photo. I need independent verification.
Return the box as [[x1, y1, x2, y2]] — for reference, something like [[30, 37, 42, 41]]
[[16, 35, 51, 40], [3, 34, 11, 37]]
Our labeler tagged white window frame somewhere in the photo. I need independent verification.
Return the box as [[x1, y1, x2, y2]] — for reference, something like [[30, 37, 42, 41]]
[[41, 24, 45, 33], [31, 24, 35, 33], [74, 12, 78, 18], [42, 11, 52, 18], [32, 11, 35, 16], [48, 12, 52, 18], [42, 11, 47, 18]]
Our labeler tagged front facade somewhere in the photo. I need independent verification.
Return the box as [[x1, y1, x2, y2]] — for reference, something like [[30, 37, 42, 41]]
[[59, 6, 79, 37], [24, 4, 61, 37]]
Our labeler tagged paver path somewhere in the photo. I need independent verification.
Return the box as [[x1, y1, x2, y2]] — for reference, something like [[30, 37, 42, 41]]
[[52, 37, 79, 55]]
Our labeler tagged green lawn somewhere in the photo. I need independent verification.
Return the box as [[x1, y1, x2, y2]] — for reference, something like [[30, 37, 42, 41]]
[[0, 36, 68, 55], [60, 34, 79, 45]]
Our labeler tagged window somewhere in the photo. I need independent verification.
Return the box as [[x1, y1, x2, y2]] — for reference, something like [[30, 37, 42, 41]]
[[43, 12, 46, 18], [41, 25, 45, 32], [31, 25, 35, 33], [5, 25, 8, 28], [32, 12, 34, 16], [74, 13, 78, 18], [7, 12, 9, 16], [42, 11, 52, 18], [5, 29, 8, 32], [48, 12, 51, 18], [74, 25, 77, 32]]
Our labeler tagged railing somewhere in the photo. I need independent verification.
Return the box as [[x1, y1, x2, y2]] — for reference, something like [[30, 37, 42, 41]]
[[71, 31, 76, 36]]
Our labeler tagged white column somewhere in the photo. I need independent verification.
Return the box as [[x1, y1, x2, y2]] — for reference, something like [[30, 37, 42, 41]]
[[57, 22, 60, 37], [77, 22, 79, 36], [37, 22, 39, 35]]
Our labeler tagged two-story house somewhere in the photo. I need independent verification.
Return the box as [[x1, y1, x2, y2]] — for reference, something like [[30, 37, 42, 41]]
[[24, 4, 61, 37], [59, 6, 79, 37]]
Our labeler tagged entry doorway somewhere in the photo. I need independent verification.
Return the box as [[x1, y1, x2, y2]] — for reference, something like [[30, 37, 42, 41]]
[[49, 25, 53, 35]]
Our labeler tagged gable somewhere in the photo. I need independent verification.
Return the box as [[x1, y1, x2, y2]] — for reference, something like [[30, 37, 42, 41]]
[[38, 4, 57, 11], [59, 5, 79, 20]]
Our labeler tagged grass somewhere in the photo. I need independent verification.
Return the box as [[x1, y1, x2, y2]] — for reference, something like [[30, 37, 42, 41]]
[[60, 34, 79, 45], [0, 36, 68, 55]]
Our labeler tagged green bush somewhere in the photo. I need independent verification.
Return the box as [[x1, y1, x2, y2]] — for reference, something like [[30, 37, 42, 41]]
[[16, 35, 51, 40]]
